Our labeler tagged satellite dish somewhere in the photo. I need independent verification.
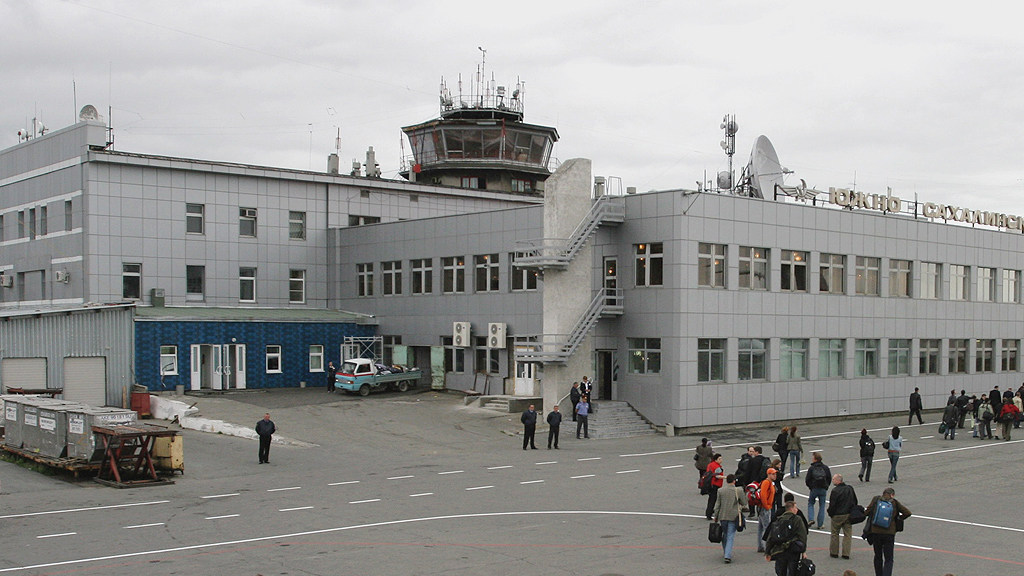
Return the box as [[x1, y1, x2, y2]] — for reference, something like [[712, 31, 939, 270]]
[[79, 105, 99, 121], [748, 135, 783, 199]]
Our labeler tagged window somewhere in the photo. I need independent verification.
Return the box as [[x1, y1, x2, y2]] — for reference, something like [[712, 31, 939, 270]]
[[976, 339, 994, 373], [738, 338, 768, 381], [186, 265, 205, 299], [629, 338, 662, 375], [289, 211, 306, 240], [460, 176, 482, 189], [819, 253, 845, 294], [738, 246, 768, 290], [780, 250, 808, 292], [382, 261, 402, 296], [889, 259, 911, 297], [1003, 269, 1020, 303], [474, 254, 500, 292], [855, 257, 880, 296], [239, 267, 256, 302], [17, 210, 25, 238], [919, 339, 940, 375], [921, 262, 941, 299], [818, 339, 845, 378], [950, 265, 969, 300], [780, 339, 809, 380], [357, 263, 374, 297], [382, 335, 402, 365], [0, 213, 4, 241], [948, 339, 968, 373], [474, 337, 500, 374], [186, 203, 204, 234], [635, 243, 664, 287], [348, 215, 381, 226], [159, 345, 178, 376], [28, 208, 36, 240], [698, 243, 726, 288], [511, 252, 540, 291], [696, 339, 724, 382], [309, 345, 324, 372], [855, 339, 879, 376], [239, 208, 257, 237], [978, 267, 996, 302], [289, 269, 306, 303], [511, 178, 533, 193], [1002, 339, 1019, 372], [65, 200, 73, 231], [411, 258, 433, 295], [888, 339, 911, 376], [266, 345, 282, 373], [122, 263, 142, 300], [39, 206, 47, 236], [442, 256, 466, 294], [442, 336, 465, 373]]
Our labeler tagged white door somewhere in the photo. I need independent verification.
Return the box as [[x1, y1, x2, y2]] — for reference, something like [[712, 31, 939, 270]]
[[190, 345, 201, 390], [2, 358, 47, 392], [211, 344, 223, 390], [235, 345, 246, 389], [513, 358, 536, 396], [63, 357, 106, 406]]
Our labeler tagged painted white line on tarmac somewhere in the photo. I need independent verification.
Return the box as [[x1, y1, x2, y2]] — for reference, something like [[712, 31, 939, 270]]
[[201, 493, 239, 499], [328, 481, 360, 486], [520, 480, 544, 485], [578, 457, 601, 461], [409, 493, 433, 497], [465, 485, 494, 491], [617, 469, 640, 474], [205, 514, 240, 520], [0, 500, 169, 520], [438, 470, 464, 475], [920, 435, 935, 439], [661, 465, 685, 469], [124, 523, 164, 529], [571, 474, 595, 479], [536, 461, 557, 465], [843, 445, 855, 449], [279, 506, 315, 512], [267, 486, 301, 492], [487, 465, 513, 470], [387, 475, 414, 480], [36, 532, 76, 539], [349, 499, 381, 504]]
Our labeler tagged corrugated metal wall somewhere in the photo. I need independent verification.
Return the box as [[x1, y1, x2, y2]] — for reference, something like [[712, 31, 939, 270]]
[[0, 306, 135, 407]]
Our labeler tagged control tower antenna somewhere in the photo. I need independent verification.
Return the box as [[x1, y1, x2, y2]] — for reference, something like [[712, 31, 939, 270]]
[[719, 114, 738, 192], [478, 47, 486, 106]]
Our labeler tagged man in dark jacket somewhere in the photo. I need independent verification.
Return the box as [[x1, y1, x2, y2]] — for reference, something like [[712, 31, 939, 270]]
[[747, 446, 769, 517], [908, 387, 923, 425], [942, 399, 960, 440], [765, 498, 808, 575], [569, 383, 581, 421], [955, 390, 970, 428], [826, 474, 858, 559], [858, 428, 875, 482], [255, 413, 276, 464], [546, 405, 562, 449], [521, 404, 538, 450], [804, 452, 832, 529], [866, 487, 911, 576]]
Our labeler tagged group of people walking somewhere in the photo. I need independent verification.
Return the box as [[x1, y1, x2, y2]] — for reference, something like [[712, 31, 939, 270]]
[[929, 386, 1023, 442]]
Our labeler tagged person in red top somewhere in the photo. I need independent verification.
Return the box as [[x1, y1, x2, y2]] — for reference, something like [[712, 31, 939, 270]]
[[704, 453, 726, 519], [756, 467, 778, 553], [997, 400, 1021, 441]]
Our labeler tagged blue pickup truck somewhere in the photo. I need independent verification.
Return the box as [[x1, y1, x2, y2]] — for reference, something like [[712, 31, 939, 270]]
[[336, 358, 423, 396]]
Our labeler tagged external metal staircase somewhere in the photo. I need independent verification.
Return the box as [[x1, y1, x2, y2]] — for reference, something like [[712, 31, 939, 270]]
[[513, 196, 624, 269], [514, 287, 623, 363]]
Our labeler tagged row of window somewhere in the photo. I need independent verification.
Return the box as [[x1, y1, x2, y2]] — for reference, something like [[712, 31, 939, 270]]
[[160, 344, 325, 375], [124, 264, 307, 304], [685, 338, 1021, 383], [0, 200, 73, 242], [695, 243, 1022, 302], [357, 254, 540, 297], [185, 204, 307, 240]]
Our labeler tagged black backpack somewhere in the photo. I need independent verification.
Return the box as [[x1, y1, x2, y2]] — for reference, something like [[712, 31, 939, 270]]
[[809, 464, 829, 487], [766, 515, 797, 547], [698, 468, 717, 495]]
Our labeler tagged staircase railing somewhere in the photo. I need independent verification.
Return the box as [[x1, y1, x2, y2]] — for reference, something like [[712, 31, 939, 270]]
[[514, 196, 624, 268], [514, 287, 623, 363]]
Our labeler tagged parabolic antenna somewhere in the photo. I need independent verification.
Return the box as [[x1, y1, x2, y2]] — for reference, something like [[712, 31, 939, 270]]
[[79, 104, 99, 121], [748, 135, 784, 199]]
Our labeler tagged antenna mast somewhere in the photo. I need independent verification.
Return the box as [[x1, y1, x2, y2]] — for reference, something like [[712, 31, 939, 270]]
[[719, 114, 738, 192]]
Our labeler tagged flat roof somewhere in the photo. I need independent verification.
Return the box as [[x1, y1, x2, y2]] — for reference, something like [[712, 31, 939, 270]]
[[134, 306, 377, 324]]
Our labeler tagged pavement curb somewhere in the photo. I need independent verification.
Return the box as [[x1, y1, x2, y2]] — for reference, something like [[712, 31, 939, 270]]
[[149, 395, 317, 448]]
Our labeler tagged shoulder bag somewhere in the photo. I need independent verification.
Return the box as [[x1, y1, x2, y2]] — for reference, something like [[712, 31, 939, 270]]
[[708, 521, 723, 543]]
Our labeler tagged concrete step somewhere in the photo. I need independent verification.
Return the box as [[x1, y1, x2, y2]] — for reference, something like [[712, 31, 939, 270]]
[[580, 401, 656, 439]]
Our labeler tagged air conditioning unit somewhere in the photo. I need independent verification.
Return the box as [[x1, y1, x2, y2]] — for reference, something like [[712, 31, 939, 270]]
[[241, 208, 257, 218], [487, 322, 506, 348], [0, 274, 12, 288], [54, 270, 70, 283], [452, 321, 471, 347]]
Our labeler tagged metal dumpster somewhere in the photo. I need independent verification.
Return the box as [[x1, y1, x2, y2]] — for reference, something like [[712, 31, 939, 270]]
[[66, 407, 139, 461]]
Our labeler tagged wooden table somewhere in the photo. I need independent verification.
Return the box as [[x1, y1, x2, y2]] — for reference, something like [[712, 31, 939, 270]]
[[92, 423, 179, 487]]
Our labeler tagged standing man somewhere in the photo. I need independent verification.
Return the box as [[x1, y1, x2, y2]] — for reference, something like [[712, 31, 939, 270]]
[[255, 413, 276, 464], [804, 451, 832, 529], [826, 474, 858, 559], [997, 398, 1021, 441], [521, 404, 538, 450], [955, 390, 970, 428], [865, 487, 912, 576], [569, 382, 581, 422], [546, 405, 562, 449], [858, 428, 875, 482], [765, 498, 808, 575], [756, 467, 778, 554], [941, 399, 959, 440], [908, 387, 923, 425], [580, 376, 593, 409], [747, 446, 769, 517], [326, 361, 338, 393], [576, 396, 590, 439]]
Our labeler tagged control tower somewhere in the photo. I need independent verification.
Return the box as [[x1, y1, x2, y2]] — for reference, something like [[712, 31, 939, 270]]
[[400, 70, 558, 195]]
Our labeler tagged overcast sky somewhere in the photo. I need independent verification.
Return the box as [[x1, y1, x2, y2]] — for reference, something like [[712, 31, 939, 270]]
[[3, 1, 1022, 213]]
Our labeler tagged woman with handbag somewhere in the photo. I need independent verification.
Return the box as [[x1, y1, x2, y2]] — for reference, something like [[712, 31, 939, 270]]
[[712, 474, 745, 564], [704, 453, 725, 519]]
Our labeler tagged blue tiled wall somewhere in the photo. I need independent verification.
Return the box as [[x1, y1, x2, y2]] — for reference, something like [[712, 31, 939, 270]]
[[135, 321, 375, 391]]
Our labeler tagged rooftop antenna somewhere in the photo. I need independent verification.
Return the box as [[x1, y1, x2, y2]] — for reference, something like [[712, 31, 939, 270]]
[[719, 114, 738, 192], [478, 46, 486, 106], [335, 127, 341, 154]]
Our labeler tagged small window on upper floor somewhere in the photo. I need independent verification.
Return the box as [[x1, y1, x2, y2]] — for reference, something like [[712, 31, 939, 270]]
[[186, 203, 205, 234], [289, 211, 306, 240], [239, 208, 257, 237]]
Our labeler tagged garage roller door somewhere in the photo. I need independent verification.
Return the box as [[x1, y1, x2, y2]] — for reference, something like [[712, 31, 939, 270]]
[[2, 358, 47, 392], [63, 357, 107, 407]]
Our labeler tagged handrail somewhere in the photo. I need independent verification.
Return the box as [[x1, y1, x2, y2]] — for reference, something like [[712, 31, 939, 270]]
[[513, 196, 624, 267], [513, 287, 623, 363]]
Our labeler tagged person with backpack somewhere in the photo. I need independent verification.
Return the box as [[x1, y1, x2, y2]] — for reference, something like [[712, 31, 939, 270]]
[[997, 397, 1021, 441], [787, 426, 803, 478], [755, 467, 778, 553], [764, 497, 808, 575], [883, 427, 902, 483], [941, 398, 960, 440], [746, 446, 769, 517], [858, 428, 875, 482], [712, 473, 746, 564], [694, 438, 713, 481], [826, 473, 858, 559], [864, 487, 911, 576], [703, 453, 725, 520], [804, 451, 832, 529]]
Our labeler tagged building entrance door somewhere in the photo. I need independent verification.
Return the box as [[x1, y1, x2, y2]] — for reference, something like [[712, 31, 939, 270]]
[[596, 350, 615, 401], [514, 356, 537, 396], [190, 344, 246, 390]]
